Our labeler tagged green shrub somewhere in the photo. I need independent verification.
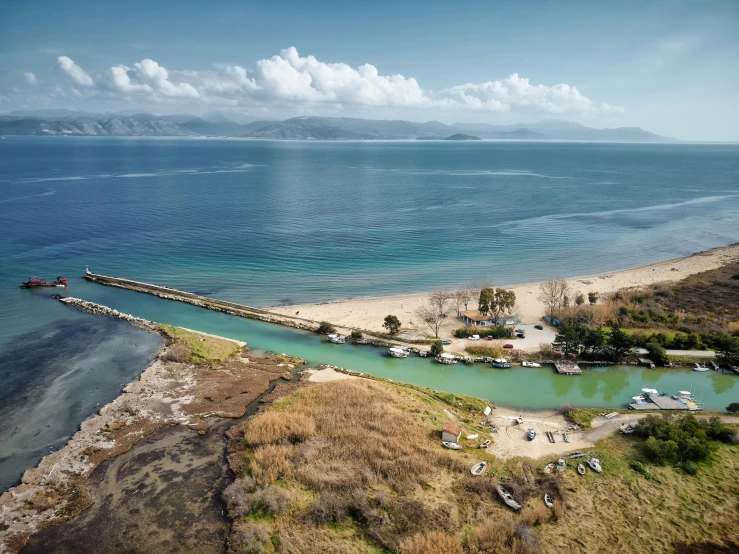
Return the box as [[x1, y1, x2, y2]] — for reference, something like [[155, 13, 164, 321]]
[[350, 330, 363, 340], [452, 326, 511, 339], [645, 342, 669, 366], [430, 340, 443, 356], [316, 321, 336, 335], [683, 461, 698, 475]]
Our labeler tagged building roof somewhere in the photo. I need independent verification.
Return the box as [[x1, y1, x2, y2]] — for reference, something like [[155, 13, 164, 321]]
[[442, 421, 462, 436], [460, 310, 494, 323]]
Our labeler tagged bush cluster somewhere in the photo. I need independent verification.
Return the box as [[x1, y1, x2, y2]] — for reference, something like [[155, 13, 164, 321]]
[[634, 414, 735, 471]]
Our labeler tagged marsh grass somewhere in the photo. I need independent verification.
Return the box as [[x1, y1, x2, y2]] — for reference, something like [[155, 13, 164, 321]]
[[158, 324, 241, 363]]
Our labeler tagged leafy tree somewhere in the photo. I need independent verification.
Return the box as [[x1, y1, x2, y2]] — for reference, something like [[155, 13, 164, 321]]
[[552, 322, 583, 357], [606, 324, 634, 362], [490, 288, 516, 325], [317, 321, 336, 335], [727, 402, 739, 414], [716, 334, 739, 367], [430, 340, 444, 357], [645, 342, 669, 366], [588, 291, 599, 305], [383, 315, 401, 335], [477, 287, 495, 317], [582, 327, 607, 357]]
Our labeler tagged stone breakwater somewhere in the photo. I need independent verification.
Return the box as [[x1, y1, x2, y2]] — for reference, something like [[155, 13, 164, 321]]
[[56, 296, 156, 332], [83, 270, 425, 350]]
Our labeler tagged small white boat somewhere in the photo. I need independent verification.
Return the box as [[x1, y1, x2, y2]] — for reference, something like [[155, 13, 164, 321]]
[[436, 353, 457, 365], [470, 461, 487, 476], [587, 457, 602, 473], [544, 494, 554, 509], [388, 346, 409, 358], [577, 463, 586, 475], [466, 434, 479, 440], [521, 361, 541, 367], [620, 423, 636, 434], [492, 357, 512, 368], [514, 416, 523, 425], [479, 439, 491, 449], [527, 429, 536, 441], [442, 441, 462, 450], [693, 363, 710, 372], [556, 457, 566, 472], [496, 485, 521, 511], [327, 333, 345, 344], [543, 463, 556, 474]]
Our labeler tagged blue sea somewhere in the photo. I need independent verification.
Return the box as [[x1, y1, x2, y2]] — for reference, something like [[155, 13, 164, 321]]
[[1, 137, 738, 491]]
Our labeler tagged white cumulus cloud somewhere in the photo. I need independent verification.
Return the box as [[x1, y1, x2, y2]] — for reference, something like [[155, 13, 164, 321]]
[[52, 48, 621, 115], [57, 56, 94, 87], [23, 72, 38, 85]]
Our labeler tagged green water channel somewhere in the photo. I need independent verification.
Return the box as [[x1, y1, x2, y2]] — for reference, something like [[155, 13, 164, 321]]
[[65, 281, 739, 412]]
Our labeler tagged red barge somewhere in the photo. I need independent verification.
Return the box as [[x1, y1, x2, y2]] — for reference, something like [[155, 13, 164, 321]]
[[20, 276, 68, 289]]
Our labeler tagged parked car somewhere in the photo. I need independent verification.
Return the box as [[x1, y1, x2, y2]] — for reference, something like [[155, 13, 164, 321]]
[[503, 343, 514, 349], [441, 339, 452, 345], [516, 333, 525, 339], [485, 335, 494, 340], [534, 324, 544, 330]]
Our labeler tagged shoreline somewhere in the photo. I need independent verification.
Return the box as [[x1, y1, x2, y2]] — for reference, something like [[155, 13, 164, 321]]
[[0, 302, 301, 554], [270, 242, 739, 343]]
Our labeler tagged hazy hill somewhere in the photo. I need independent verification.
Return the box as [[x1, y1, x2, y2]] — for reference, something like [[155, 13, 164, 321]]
[[0, 113, 671, 141], [444, 133, 481, 140]]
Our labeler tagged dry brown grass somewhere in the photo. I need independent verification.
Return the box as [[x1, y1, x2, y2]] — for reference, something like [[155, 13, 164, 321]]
[[400, 530, 464, 554], [250, 445, 293, 486], [244, 411, 315, 446]]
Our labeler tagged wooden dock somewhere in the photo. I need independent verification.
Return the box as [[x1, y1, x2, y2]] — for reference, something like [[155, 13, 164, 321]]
[[554, 361, 582, 375], [629, 394, 702, 411]]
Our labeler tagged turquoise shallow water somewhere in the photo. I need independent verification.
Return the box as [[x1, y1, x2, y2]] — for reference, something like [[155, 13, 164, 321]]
[[1, 137, 738, 490]]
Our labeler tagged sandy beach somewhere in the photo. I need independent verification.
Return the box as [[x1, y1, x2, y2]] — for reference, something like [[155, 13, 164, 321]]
[[271, 243, 739, 347]]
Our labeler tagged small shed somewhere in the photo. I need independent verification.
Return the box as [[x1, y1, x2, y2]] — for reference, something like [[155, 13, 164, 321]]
[[442, 421, 462, 443], [460, 310, 519, 328]]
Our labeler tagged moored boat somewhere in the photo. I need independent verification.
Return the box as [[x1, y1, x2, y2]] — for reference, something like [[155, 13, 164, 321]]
[[470, 461, 487, 476], [587, 457, 602, 473], [492, 357, 512, 368], [20, 276, 68, 288], [436, 353, 457, 365], [521, 361, 541, 367], [327, 333, 346, 344], [442, 441, 462, 450], [693, 363, 710, 372], [388, 346, 409, 358], [496, 485, 521, 511]]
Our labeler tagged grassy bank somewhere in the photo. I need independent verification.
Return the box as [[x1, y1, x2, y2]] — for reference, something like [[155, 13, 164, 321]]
[[157, 324, 242, 363], [223, 379, 738, 553]]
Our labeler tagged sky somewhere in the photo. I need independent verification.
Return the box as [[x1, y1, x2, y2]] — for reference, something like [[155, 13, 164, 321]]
[[1, 0, 738, 140]]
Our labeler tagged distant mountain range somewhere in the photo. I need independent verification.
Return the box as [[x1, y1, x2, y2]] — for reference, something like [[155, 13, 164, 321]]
[[0, 112, 671, 141]]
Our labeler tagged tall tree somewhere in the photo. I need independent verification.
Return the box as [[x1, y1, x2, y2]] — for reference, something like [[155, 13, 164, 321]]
[[607, 325, 634, 363], [477, 287, 495, 317], [383, 315, 401, 335], [552, 322, 584, 357], [489, 288, 516, 325], [452, 289, 473, 316], [716, 335, 739, 368], [417, 291, 452, 338], [538, 279, 571, 320]]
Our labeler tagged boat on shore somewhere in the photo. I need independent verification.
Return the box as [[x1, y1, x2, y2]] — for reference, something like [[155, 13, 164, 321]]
[[587, 457, 602, 473], [543, 463, 555, 474], [556, 458, 566, 472], [436, 353, 458, 365], [442, 441, 462, 450], [527, 429, 536, 441], [496, 484, 521, 511], [544, 494, 554, 509], [470, 461, 487, 476], [388, 346, 409, 358], [620, 423, 637, 434], [20, 276, 68, 288], [521, 361, 541, 367], [327, 333, 346, 344], [577, 463, 586, 475]]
